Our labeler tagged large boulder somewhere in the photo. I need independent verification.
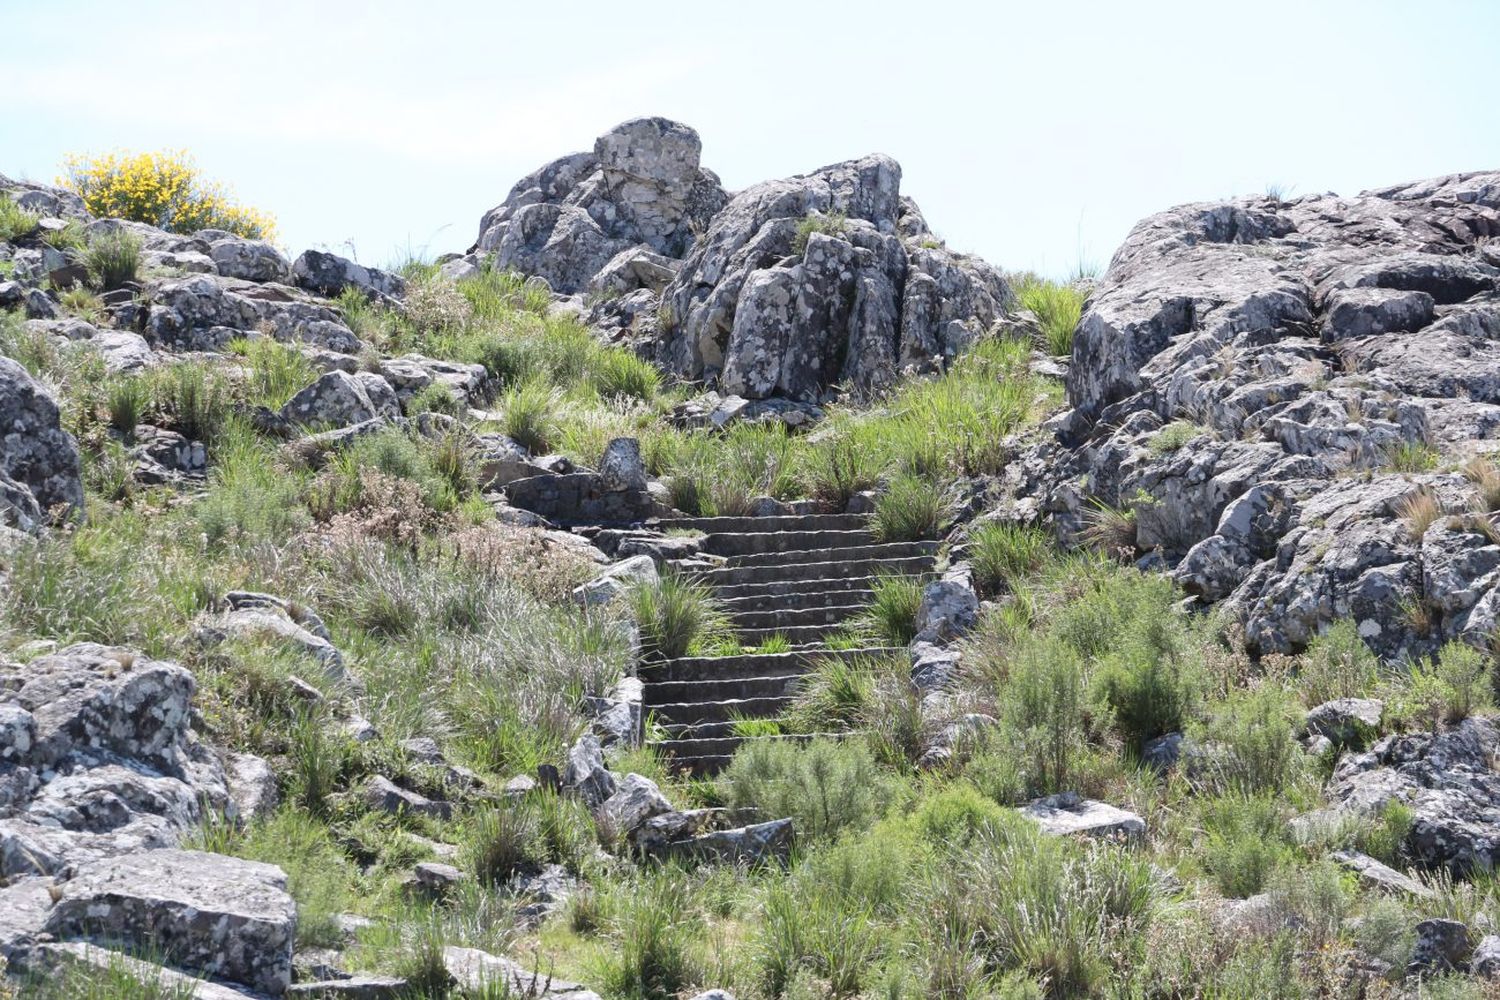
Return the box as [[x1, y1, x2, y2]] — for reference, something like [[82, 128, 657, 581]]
[[659, 157, 1007, 400], [292, 248, 406, 300], [0, 357, 84, 529], [280, 370, 400, 429], [0, 644, 231, 881], [44, 849, 296, 994], [470, 117, 727, 294]]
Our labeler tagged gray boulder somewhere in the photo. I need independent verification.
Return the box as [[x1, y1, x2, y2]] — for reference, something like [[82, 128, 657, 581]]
[[0, 357, 84, 529], [561, 734, 617, 810], [292, 249, 406, 300], [1408, 917, 1471, 976], [572, 554, 658, 608], [1472, 934, 1500, 979], [1305, 698, 1383, 749], [280, 370, 400, 429], [598, 437, 647, 492], [209, 238, 291, 283], [595, 772, 672, 836], [1017, 170, 1500, 659], [44, 849, 296, 994]]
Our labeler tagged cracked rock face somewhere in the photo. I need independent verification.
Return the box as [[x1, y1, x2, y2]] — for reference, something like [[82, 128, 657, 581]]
[[1015, 171, 1500, 658], [0, 357, 83, 530]]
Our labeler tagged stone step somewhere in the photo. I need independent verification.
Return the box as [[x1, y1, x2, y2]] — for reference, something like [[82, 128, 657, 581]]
[[655, 514, 869, 534], [711, 575, 914, 603], [736, 621, 853, 646], [694, 554, 938, 588], [723, 540, 939, 569], [644, 672, 807, 704], [647, 695, 795, 726], [699, 529, 876, 557], [726, 602, 869, 629], [638, 646, 900, 683]]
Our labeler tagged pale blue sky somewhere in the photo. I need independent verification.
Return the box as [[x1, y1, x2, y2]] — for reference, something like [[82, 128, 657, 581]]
[[2, 0, 1495, 277]]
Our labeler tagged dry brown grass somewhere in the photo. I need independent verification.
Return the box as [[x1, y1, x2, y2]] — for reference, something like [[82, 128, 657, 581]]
[[1464, 455, 1500, 512], [1394, 488, 1441, 541], [446, 523, 597, 603]]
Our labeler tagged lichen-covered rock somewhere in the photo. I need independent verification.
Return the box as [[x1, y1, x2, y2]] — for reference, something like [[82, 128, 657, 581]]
[[44, 849, 296, 994], [572, 554, 657, 608], [598, 437, 647, 492], [292, 248, 406, 300], [1408, 918, 1472, 976], [443, 945, 601, 998], [0, 357, 84, 529], [561, 734, 617, 810], [1305, 698, 1383, 749], [209, 237, 291, 283], [595, 772, 672, 836], [280, 370, 400, 429], [1328, 716, 1500, 873]]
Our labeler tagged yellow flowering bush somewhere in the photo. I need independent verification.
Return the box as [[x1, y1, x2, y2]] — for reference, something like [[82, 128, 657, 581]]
[[59, 150, 278, 242]]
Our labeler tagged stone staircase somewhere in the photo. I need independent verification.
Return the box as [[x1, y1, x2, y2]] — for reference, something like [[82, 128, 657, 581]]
[[639, 512, 939, 775]]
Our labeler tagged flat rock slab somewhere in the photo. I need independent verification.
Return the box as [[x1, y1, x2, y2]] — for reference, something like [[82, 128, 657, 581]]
[[286, 976, 409, 998], [1021, 792, 1146, 841], [43, 848, 295, 995], [31, 942, 263, 999], [1331, 848, 1434, 898], [443, 945, 601, 998]]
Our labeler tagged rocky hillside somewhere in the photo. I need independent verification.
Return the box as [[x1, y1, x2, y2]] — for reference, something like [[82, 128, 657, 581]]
[[3, 120, 1500, 998]]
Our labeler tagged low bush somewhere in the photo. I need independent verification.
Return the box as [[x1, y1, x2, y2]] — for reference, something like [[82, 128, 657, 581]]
[[230, 337, 317, 410], [998, 635, 1089, 795], [1295, 620, 1380, 704], [150, 361, 233, 444], [1189, 684, 1304, 795], [969, 521, 1049, 596], [1197, 794, 1295, 897], [0, 194, 39, 242], [720, 738, 884, 843], [1090, 606, 1206, 750]]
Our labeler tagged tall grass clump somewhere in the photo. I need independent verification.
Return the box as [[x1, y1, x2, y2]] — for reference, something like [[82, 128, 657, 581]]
[[0, 194, 40, 242], [871, 474, 945, 542], [83, 228, 142, 290], [628, 571, 733, 661], [969, 521, 1050, 596], [1295, 620, 1380, 704], [230, 336, 317, 410], [500, 379, 561, 455], [850, 574, 925, 647], [1012, 272, 1086, 356], [592, 349, 663, 402], [596, 871, 700, 1000], [105, 376, 150, 434], [151, 361, 233, 444]]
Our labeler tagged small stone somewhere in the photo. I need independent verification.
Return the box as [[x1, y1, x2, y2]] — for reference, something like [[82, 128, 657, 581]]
[[406, 861, 466, 898], [1409, 918, 1471, 975], [363, 775, 452, 820]]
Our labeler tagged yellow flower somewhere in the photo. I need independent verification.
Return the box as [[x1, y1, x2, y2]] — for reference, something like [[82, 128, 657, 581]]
[[58, 149, 277, 243]]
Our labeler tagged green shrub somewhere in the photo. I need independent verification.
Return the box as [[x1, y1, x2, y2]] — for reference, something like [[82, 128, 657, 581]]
[[969, 522, 1050, 596], [1296, 620, 1380, 704], [1189, 685, 1304, 795], [83, 229, 142, 290], [406, 381, 462, 417], [850, 573, 924, 647], [1012, 273, 1086, 357], [195, 421, 309, 548], [871, 474, 945, 542], [1197, 795, 1294, 898], [999, 635, 1088, 794], [1383, 439, 1440, 473], [913, 782, 1009, 849], [629, 571, 732, 661], [792, 210, 848, 254], [1355, 799, 1415, 867], [1090, 605, 1206, 750], [1148, 420, 1201, 455], [720, 738, 884, 842]]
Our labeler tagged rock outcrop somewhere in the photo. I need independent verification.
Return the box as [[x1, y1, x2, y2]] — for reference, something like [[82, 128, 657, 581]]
[[0, 357, 84, 529], [451, 118, 1009, 402], [1013, 171, 1500, 658]]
